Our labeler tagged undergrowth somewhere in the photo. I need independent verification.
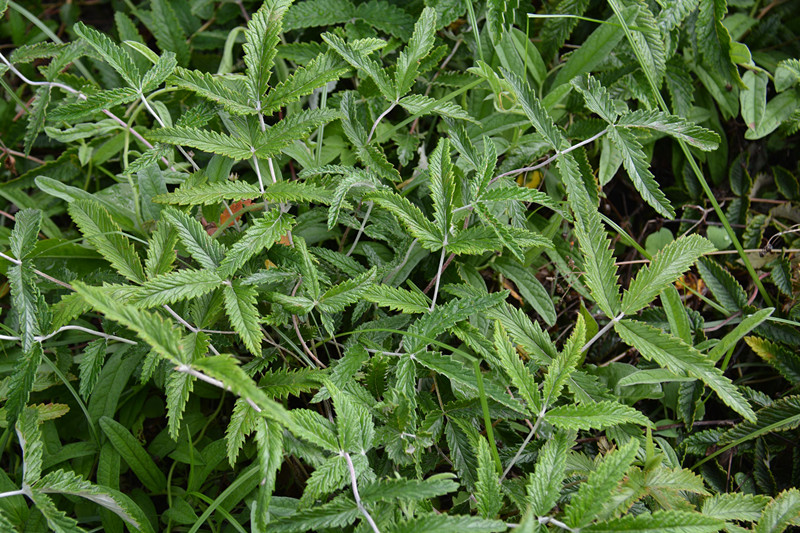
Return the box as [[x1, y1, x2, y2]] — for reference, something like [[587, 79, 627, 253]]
[[0, 0, 799, 532]]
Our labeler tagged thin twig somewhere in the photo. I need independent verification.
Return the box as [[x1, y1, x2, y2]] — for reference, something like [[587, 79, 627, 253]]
[[346, 201, 373, 257], [367, 101, 398, 144], [429, 240, 448, 310]]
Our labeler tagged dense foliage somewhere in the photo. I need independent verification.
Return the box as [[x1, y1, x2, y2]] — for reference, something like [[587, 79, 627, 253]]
[[1, 0, 799, 531]]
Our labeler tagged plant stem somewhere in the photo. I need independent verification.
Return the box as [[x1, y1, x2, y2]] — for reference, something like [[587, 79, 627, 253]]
[[343, 452, 381, 533], [474, 360, 503, 473], [346, 201, 374, 256], [429, 241, 448, 311]]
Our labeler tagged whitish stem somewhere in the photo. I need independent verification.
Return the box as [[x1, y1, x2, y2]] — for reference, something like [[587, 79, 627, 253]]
[[500, 407, 546, 482], [162, 304, 221, 355], [0, 489, 26, 499], [429, 239, 448, 311], [175, 364, 262, 413], [538, 516, 577, 532], [492, 128, 608, 183], [383, 239, 418, 284], [343, 452, 381, 533], [252, 154, 266, 194], [346, 201, 373, 257], [0, 325, 137, 345], [140, 93, 199, 171], [367, 100, 398, 144], [0, 251, 74, 290], [581, 311, 625, 353]]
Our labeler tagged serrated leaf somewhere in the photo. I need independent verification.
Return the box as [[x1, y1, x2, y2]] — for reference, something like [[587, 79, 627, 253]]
[[622, 235, 715, 314], [16, 406, 43, 485], [149, 0, 190, 66], [223, 283, 262, 356], [503, 69, 563, 150], [754, 488, 800, 533], [565, 439, 640, 528], [527, 429, 573, 515], [702, 492, 770, 522], [170, 68, 255, 115], [394, 7, 437, 98], [162, 207, 226, 269], [430, 138, 454, 236], [542, 313, 586, 406], [28, 490, 86, 533], [360, 474, 459, 503], [148, 126, 255, 160], [245, 0, 292, 101], [398, 94, 476, 122], [745, 335, 800, 384], [74, 22, 140, 87], [392, 514, 506, 533], [369, 190, 442, 250], [132, 269, 224, 308], [547, 400, 653, 430], [362, 285, 431, 313], [73, 282, 184, 365], [155, 180, 261, 206], [608, 126, 674, 218], [140, 51, 177, 93], [145, 220, 178, 278], [696, 257, 747, 313], [226, 398, 258, 465], [719, 395, 800, 445], [78, 339, 107, 400], [262, 52, 348, 114], [68, 200, 146, 283], [572, 74, 620, 124], [615, 319, 755, 421], [475, 436, 502, 518], [322, 32, 394, 101], [617, 110, 720, 151], [584, 510, 724, 533], [318, 268, 376, 314], [493, 256, 557, 326], [10, 208, 41, 261], [24, 85, 50, 155], [493, 322, 540, 414], [218, 210, 294, 278], [255, 108, 341, 160], [5, 344, 43, 425]]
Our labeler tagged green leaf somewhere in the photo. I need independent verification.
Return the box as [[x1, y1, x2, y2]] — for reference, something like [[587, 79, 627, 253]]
[[754, 488, 800, 533], [696, 257, 747, 313], [322, 33, 394, 101], [398, 94, 475, 122], [162, 207, 226, 270], [155, 180, 261, 206], [10, 208, 42, 261], [268, 496, 359, 532], [551, 6, 636, 89], [283, 0, 355, 32], [145, 220, 178, 278], [548, 400, 652, 430], [149, 0, 190, 66], [697, 0, 743, 90], [218, 210, 294, 278], [719, 395, 800, 446], [360, 474, 459, 503], [565, 439, 639, 528], [226, 398, 258, 465], [16, 406, 44, 485], [223, 282, 262, 356], [391, 514, 506, 533], [617, 110, 721, 151], [245, 0, 292, 101], [584, 510, 724, 533], [622, 235, 715, 314], [394, 7, 437, 98], [493, 321, 540, 414], [363, 284, 431, 314], [775, 58, 800, 92], [571, 74, 620, 124], [527, 430, 574, 516], [702, 493, 770, 522], [503, 69, 563, 150], [745, 335, 800, 384], [542, 314, 586, 406], [73, 282, 184, 365], [74, 22, 140, 87], [132, 269, 224, 308], [28, 491, 86, 533], [493, 256, 557, 326], [369, 190, 442, 250], [192, 354, 290, 426], [148, 126, 255, 160], [558, 153, 621, 317], [614, 319, 755, 422], [99, 416, 167, 493], [255, 108, 341, 160], [318, 268, 377, 314], [608, 126, 674, 218], [24, 85, 50, 155], [170, 68, 255, 115], [35, 469, 155, 533], [430, 138, 454, 236], [68, 200, 146, 283], [262, 52, 348, 114], [475, 436, 503, 518], [140, 51, 177, 93], [78, 339, 107, 400]]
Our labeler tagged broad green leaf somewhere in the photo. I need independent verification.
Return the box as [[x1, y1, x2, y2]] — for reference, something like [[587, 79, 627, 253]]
[[775, 58, 800, 92], [165, 369, 193, 440], [162, 207, 226, 269], [475, 436, 502, 518], [702, 493, 770, 522], [290, 408, 339, 452], [614, 319, 755, 421], [547, 400, 653, 430], [68, 200, 146, 283], [617, 110, 721, 151], [622, 235, 715, 314], [608, 126, 674, 218], [740, 70, 769, 132], [318, 268, 377, 314], [430, 138, 454, 236], [131, 269, 224, 308], [226, 398, 258, 465], [99, 416, 167, 493], [244, 0, 291, 102], [392, 514, 506, 533], [170, 68, 255, 115]]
